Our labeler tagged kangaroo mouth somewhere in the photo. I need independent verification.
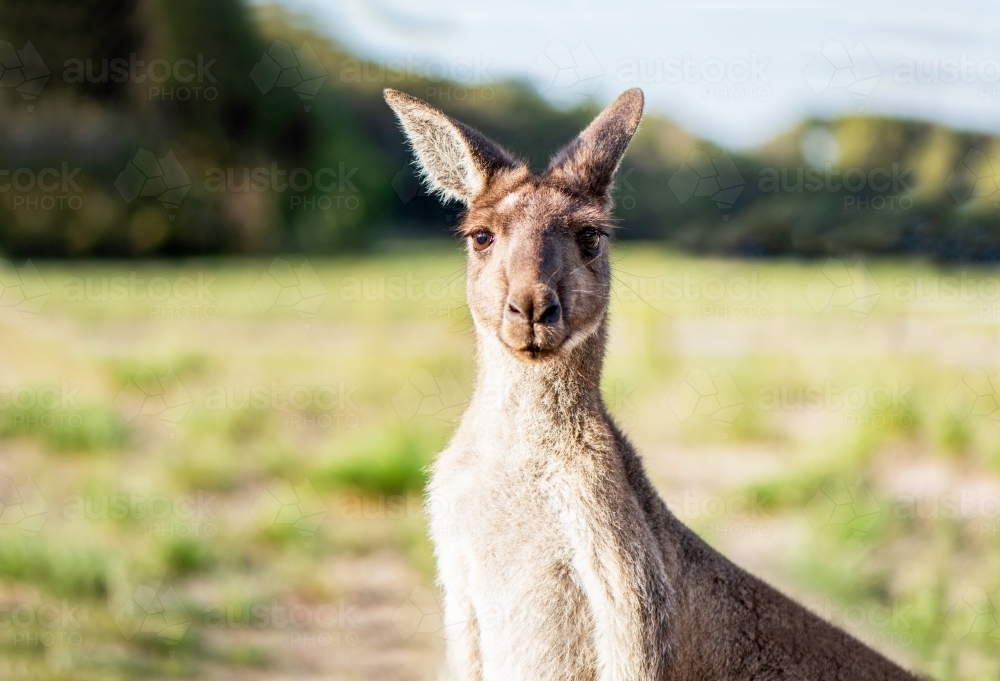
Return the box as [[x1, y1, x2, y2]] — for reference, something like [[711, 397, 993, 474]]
[[499, 312, 571, 362], [522, 341, 556, 361], [503, 335, 567, 362]]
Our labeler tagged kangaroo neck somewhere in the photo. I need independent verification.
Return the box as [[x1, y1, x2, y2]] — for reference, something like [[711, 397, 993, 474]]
[[468, 322, 609, 433]]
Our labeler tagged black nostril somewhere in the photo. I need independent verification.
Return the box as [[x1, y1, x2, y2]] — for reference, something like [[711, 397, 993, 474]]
[[537, 301, 561, 325]]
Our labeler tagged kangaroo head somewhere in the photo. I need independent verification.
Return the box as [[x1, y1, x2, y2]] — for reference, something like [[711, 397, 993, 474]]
[[384, 88, 644, 362]]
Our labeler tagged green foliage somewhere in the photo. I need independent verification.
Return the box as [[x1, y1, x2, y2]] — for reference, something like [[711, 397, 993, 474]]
[[0, 402, 127, 452], [1, 4, 999, 259], [316, 426, 442, 495], [5, 248, 1000, 680], [0, 536, 108, 598], [162, 536, 215, 575]]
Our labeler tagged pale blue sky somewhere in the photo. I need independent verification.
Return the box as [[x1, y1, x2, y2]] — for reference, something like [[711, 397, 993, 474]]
[[264, 0, 1000, 149]]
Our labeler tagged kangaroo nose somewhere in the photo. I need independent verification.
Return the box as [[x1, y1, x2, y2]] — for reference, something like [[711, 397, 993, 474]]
[[505, 290, 562, 325]]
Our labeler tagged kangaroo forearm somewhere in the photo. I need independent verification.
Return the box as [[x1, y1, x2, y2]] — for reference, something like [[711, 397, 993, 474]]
[[564, 484, 671, 681], [575, 555, 669, 681], [442, 593, 484, 681]]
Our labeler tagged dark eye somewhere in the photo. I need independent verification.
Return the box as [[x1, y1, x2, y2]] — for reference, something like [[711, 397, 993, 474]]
[[577, 229, 602, 253], [470, 229, 495, 251]]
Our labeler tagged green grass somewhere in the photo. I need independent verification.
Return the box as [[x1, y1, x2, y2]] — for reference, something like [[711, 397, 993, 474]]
[[2, 245, 999, 679], [315, 425, 442, 496]]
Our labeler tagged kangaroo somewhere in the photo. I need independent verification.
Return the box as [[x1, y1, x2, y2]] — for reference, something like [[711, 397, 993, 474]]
[[384, 87, 921, 681]]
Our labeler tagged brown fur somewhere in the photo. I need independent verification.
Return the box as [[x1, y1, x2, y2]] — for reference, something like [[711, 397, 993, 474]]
[[384, 87, 923, 681]]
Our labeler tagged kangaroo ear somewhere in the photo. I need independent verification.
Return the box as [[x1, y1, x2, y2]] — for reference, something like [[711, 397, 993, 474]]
[[546, 88, 644, 203], [384, 89, 521, 205]]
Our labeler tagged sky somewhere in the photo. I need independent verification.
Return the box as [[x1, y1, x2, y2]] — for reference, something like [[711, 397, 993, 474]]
[[264, 0, 1000, 150]]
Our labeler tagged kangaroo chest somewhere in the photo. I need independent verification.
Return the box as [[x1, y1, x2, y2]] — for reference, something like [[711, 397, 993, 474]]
[[429, 444, 579, 578], [427, 441, 599, 680]]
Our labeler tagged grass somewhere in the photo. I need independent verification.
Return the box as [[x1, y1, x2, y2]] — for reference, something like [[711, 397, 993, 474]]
[[314, 425, 441, 496], [1, 244, 999, 679]]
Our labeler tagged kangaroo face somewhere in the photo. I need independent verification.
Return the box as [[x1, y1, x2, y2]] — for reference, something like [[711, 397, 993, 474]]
[[461, 180, 612, 361], [384, 87, 643, 363]]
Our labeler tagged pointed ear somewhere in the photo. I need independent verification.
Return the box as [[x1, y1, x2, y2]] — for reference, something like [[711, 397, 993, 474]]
[[384, 88, 521, 205], [546, 88, 644, 203]]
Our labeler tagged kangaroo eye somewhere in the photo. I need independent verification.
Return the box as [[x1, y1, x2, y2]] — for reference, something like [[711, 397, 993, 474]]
[[577, 229, 602, 253], [470, 229, 495, 251]]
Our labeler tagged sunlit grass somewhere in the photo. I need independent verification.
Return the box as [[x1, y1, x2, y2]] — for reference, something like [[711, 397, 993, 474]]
[[1, 244, 999, 679]]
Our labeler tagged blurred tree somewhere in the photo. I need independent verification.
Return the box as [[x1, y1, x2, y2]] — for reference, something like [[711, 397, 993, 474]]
[[0, 1, 998, 260]]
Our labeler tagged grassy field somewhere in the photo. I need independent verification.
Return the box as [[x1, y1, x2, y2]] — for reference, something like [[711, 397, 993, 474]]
[[1, 242, 999, 680]]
